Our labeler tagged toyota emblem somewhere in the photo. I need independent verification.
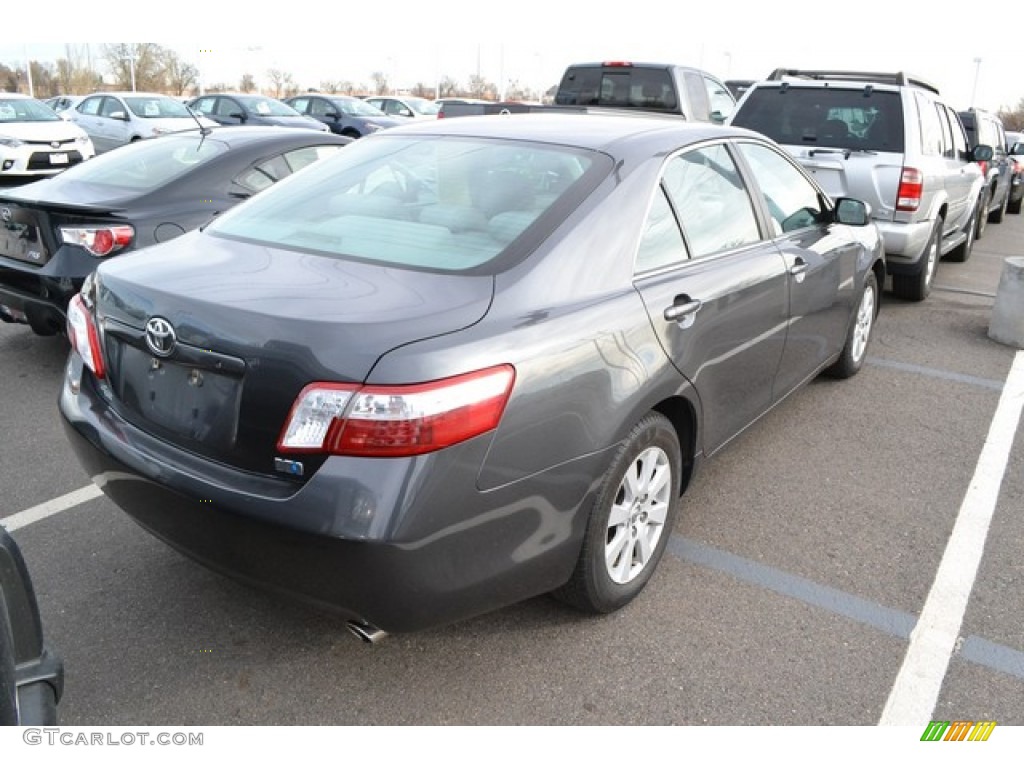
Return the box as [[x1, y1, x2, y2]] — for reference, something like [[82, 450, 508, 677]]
[[145, 317, 177, 357], [51, 141, 61, 149]]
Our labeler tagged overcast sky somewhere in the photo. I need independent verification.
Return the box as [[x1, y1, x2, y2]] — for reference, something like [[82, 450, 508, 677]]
[[2, 1, 1019, 113]]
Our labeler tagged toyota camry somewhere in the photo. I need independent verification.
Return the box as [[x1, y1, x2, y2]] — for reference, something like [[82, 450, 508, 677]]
[[59, 113, 884, 637]]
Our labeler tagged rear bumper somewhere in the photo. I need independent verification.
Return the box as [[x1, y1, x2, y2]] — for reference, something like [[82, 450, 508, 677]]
[[59, 356, 608, 633], [875, 218, 933, 275], [0, 246, 100, 331]]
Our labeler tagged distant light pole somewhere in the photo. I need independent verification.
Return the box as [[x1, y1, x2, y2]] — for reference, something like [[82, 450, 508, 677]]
[[123, 49, 137, 92], [970, 57, 982, 108], [23, 44, 34, 97]]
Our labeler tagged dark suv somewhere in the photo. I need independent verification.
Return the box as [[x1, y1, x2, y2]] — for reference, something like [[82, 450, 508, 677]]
[[554, 61, 735, 123], [958, 108, 1012, 228], [730, 70, 992, 300]]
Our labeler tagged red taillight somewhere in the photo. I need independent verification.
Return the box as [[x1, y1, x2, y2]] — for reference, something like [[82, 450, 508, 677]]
[[66, 293, 105, 379], [977, 160, 989, 177], [896, 167, 924, 212], [277, 365, 516, 457], [60, 225, 134, 257], [601, 61, 633, 68]]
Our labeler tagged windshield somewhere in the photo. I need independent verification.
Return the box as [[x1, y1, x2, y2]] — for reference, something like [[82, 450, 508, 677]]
[[406, 97, 440, 115], [123, 96, 194, 119], [336, 98, 387, 117], [207, 134, 600, 273], [236, 95, 301, 117], [0, 98, 61, 123], [43, 134, 227, 193]]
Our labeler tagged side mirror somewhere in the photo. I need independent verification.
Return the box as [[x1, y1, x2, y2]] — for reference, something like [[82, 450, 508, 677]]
[[326, 111, 340, 120], [109, 111, 128, 121], [971, 144, 994, 163], [834, 197, 871, 226], [229, 112, 246, 121]]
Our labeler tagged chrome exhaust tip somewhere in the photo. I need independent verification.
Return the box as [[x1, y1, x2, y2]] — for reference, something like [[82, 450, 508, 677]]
[[346, 620, 388, 644]]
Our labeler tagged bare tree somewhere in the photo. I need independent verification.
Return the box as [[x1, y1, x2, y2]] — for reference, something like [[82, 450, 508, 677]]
[[411, 82, 435, 98], [103, 44, 166, 91], [162, 51, 198, 96], [438, 76, 459, 98], [55, 45, 103, 94], [467, 74, 495, 100], [239, 73, 256, 93], [998, 99, 1024, 132], [266, 68, 295, 98], [370, 71, 389, 96]]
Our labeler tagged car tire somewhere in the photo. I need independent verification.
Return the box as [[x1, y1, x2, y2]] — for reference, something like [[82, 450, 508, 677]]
[[988, 188, 1007, 224], [1008, 194, 1022, 215], [945, 198, 979, 263], [553, 412, 681, 614], [825, 271, 878, 379], [975, 189, 990, 239], [892, 220, 940, 302]]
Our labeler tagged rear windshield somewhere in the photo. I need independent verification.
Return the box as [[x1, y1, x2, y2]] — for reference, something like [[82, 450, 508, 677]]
[[207, 133, 604, 273], [732, 86, 905, 152], [555, 66, 678, 112], [41, 134, 227, 193]]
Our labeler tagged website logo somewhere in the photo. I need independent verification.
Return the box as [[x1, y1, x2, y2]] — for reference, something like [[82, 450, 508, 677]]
[[920, 721, 996, 742]]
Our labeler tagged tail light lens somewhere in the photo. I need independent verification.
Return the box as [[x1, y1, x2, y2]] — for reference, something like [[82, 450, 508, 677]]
[[66, 293, 105, 379], [278, 365, 516, 457], [60, 225, 134, 257], [896, 167, 923, 212]]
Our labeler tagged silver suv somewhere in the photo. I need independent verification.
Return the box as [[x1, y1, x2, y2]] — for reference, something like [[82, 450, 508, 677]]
[[729, 70, 992, 301]]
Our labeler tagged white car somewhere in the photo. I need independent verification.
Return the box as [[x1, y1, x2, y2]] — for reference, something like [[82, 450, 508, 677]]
[[0, 93, 95, 177], [67, 91, 218, 153]]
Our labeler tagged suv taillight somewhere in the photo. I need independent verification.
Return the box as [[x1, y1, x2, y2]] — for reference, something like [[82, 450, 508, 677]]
[[277, 365, 516, 457], [66, 293, 105, 379], [896, 168, 923, 212]]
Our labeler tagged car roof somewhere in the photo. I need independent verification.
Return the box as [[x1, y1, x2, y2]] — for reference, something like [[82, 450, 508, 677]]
[[370, 112, 766, 154], [0, 92, 36, 100]]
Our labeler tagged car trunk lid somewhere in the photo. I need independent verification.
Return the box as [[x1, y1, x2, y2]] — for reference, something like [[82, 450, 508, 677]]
[[93, 230, 494, 476]]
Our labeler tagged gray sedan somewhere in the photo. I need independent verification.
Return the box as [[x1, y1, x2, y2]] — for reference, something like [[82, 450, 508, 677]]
[[59, 114, 885, 637]]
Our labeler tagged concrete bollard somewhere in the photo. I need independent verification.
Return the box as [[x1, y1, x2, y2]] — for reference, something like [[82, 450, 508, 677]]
[[988, 257, 1024, 349]]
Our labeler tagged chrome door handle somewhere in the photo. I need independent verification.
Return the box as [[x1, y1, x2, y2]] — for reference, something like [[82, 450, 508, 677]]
[[790, 257, 808, 283]]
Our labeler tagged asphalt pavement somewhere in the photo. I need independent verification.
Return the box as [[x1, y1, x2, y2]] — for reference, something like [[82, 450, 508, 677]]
[[1, 208, 1021, 726]]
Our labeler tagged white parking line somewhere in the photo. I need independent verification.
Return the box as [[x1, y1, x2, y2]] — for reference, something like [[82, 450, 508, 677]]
[[879, 350, 1024, 725], [1, 484, 103, 533]]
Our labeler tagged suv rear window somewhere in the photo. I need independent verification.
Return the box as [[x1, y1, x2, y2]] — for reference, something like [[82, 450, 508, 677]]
[[555, 66, 678, 111], [733, 86, 905, 153]]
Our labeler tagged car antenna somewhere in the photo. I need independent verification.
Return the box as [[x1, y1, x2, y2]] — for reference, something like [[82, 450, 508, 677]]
[[187, 99, 213, 138]]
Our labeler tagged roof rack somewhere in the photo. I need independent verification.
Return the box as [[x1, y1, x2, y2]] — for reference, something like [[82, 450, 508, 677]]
[[766, 69, 940, 95]]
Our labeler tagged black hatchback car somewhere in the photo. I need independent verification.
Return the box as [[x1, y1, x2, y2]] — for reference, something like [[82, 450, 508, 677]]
[[60, 114, 884, 637], [0, 125, 349, 335]]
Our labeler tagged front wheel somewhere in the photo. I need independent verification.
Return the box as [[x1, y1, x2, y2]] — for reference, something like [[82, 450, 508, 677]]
[[826, 271, 878, 379], [553, 412, 681, 614]]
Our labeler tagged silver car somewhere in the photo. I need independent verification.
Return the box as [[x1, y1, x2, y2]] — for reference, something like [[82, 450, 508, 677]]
[[730, 69, 992, 301], [68, 91, 218, 152]]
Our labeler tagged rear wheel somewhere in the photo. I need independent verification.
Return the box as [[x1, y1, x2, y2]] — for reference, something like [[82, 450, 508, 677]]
[[553, 412, 681, 614], [1008, 193, 1022, 215], [892, 220, 940, 301]]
